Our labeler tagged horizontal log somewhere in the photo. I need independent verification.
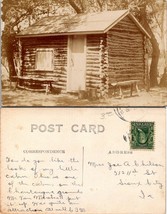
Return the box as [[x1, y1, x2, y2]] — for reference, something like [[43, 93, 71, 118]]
[[86, 57, 99, 61], [108, 51, 144, 55], [86, 77, 101, 82], [23, 54, 35, 57], [111, 25, 140, 32], [54, 73, 67, 77], [108, 43, 143, 49], [87, 42, 99, 46], [86, 76, 100, 81], [112, 25, 141, 33], [114, 77, 144, 81], [55, 79, 67, 83], [86, 62, 100, 66], [107, 44, 143, 51], [53, 70, 67, 74], [53, 82, 66, 86], [87, 50, 100, 54], [108, 29, 142, 37], [86, 70, 100, 75], [86, 83, 100, 88], [108, 41, 143, 47], [86, 81, 101, 86], [108, 68, 144, 73], [113, 19, 139, 27], [108, 45, 143, 51], [52, 84, 66, 88], [109, 67, 144, 71], [108, 32, 143, 41], [54, 62, 67, 65], [87, 47, 100, 51], [108, 55, 143, 59], [108, 56, 144, 61], [108, 61, 144, 65], [109, 62, 144, 66], [108, 69, 144, 74]]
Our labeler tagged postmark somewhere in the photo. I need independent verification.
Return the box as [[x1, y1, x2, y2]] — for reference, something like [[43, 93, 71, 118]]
[[130, 122, 154, 149]]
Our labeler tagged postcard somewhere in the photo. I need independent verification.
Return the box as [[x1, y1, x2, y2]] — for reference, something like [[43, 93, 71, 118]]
[[1, 1, 167, 106], [0, 108, 166, 213]]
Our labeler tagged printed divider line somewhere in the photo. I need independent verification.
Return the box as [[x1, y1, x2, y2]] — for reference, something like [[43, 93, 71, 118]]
[[82, 147, 84, 186]]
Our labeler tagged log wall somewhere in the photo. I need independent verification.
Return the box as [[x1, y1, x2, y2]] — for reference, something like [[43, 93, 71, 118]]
[[21, 36, 68, 91], [19, 15, 146, 96], [107, 16, 145, 85], [86, 34, 108, 97]]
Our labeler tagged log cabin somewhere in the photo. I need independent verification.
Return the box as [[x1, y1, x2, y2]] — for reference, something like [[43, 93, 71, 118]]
[[16, 10, 150, 97]]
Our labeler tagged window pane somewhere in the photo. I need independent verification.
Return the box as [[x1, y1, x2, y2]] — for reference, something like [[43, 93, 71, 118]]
[[36, 49, 54, 70]]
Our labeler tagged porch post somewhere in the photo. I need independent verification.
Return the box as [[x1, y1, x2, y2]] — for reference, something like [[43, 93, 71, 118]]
[[18, 38, 22, 76]]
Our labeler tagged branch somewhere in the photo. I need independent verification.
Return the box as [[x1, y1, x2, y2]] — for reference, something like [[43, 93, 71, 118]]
[[110, 0, 123, 9], [96, 0, 103, 10], [149, 3, 162, 33], [68, 0, 82, 13], [78, 0, 85, 11], [11, 10, 32, 29]]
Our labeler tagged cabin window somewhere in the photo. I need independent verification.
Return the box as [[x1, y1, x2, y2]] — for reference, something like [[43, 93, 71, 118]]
[[35, 48, 54, 71]]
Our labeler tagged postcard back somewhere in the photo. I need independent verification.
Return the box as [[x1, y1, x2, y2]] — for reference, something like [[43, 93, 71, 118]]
[[0, 108, 166, 214]]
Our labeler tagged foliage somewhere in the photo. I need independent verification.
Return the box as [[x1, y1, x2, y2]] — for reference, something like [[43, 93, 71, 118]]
[[1, 0, 64, 77]]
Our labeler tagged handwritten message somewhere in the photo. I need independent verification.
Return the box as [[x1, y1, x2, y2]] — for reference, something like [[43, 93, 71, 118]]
[[5, 149, 85, 213], [4, 148, 164, 213]]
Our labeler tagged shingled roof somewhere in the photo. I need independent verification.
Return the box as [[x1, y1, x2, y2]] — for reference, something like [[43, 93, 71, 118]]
[[17, 10, 150, 38]]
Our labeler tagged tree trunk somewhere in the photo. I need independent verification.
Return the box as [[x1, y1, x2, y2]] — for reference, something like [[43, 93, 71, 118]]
[[7, 41, 17, 80], [143, 22, 160, 87], [4, 34, 17, 81], [140, 5, 160, 87], [160, 1, 167, 67], [149, 35, 160, 87]]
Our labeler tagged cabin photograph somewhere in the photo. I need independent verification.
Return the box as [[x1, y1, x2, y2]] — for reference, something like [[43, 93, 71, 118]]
[[1, 0, 167, 106]]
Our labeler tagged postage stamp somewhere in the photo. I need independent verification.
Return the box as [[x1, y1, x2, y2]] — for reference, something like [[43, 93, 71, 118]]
[[130, 122, 154, 149]]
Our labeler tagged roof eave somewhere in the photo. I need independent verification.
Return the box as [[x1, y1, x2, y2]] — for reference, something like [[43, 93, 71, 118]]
[[16, 10, 151, 39], [16, 30, 105, 38]]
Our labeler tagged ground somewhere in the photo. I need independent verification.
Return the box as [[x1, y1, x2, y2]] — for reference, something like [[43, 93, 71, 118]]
[[1, 83, 167, 106]]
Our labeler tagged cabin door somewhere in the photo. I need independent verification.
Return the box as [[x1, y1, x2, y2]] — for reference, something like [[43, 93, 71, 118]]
[[67, 35, 86, 91]]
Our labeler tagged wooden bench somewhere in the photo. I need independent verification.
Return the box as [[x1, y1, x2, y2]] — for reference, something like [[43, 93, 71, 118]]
[[16, 76, 57, 94], [111, 80, 140, 98]]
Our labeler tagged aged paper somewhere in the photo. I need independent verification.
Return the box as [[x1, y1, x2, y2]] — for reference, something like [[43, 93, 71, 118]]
[[0, 108, 166, 214]]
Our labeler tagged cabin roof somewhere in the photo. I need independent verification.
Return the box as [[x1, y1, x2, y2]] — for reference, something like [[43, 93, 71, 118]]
[[17, 10, 150, 38]]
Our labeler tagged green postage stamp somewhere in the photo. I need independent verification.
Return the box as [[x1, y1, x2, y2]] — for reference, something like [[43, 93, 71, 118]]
[[130, 122, 154, 149]]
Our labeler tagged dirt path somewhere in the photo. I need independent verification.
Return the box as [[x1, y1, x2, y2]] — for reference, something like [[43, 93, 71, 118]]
[[1, 86, 167, 107]]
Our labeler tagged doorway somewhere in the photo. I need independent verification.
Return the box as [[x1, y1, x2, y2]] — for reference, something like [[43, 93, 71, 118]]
[[67, 35, 86, 91]]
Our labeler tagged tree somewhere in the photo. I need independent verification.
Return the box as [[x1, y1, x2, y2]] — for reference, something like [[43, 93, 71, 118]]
[[1, 0, 63, 78]]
